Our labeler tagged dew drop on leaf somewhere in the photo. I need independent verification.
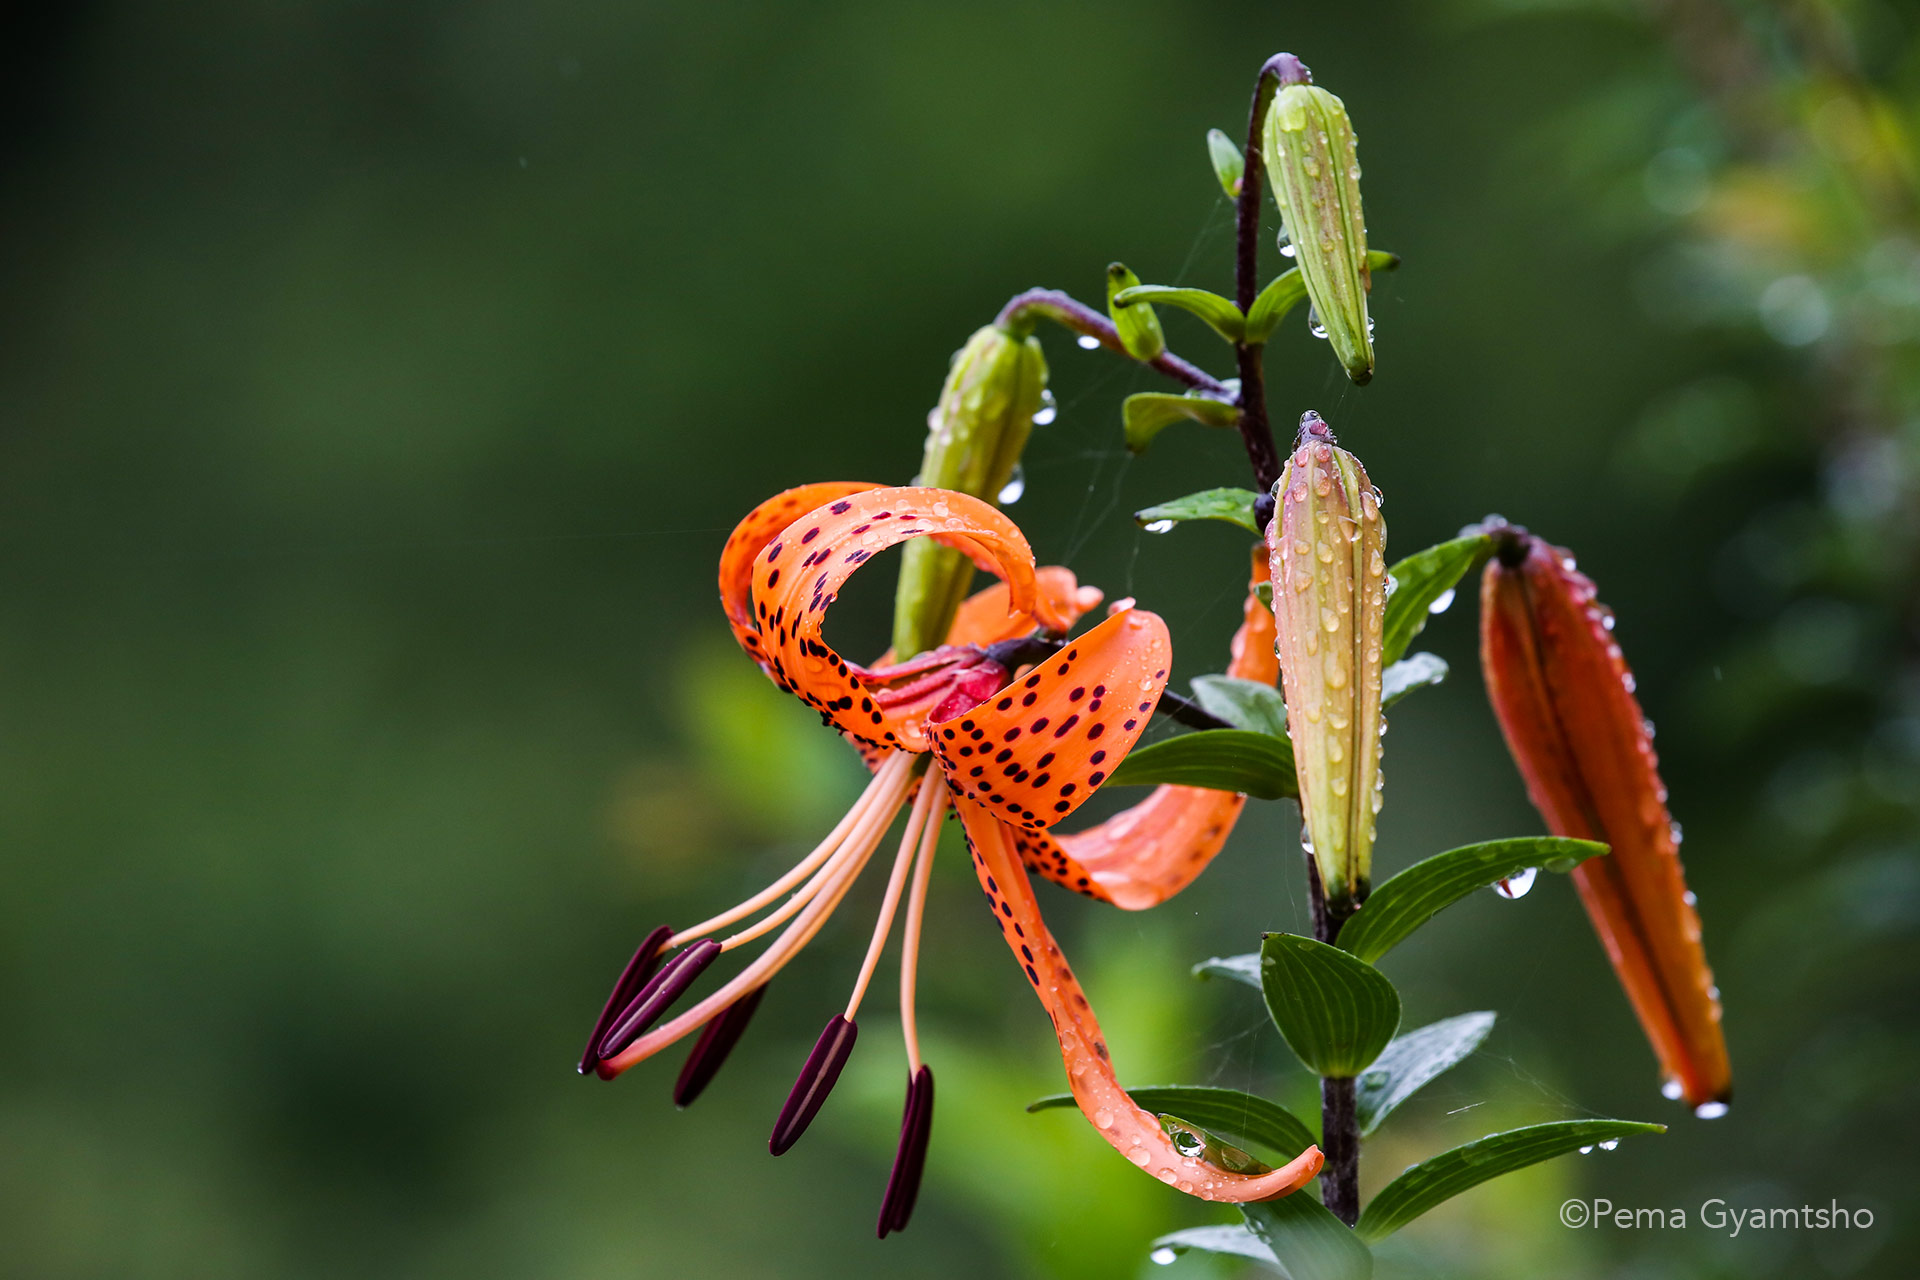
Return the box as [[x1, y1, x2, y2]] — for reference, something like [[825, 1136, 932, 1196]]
[[1428, 587, 1456, 615], [1493, 866, 1537, 899]]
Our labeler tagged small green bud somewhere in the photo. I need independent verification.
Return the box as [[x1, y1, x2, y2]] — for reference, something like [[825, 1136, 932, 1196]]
[[1261, 68, 1375, 384], [1106, 263, 1166, 362], [892, 324, 1049, 658], [1205, 127, 1244, 198]]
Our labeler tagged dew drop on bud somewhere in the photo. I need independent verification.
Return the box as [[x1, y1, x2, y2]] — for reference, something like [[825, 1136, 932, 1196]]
[[1151, 1248, 1179, 1267], [1032, 390, 1058, 426], [1076, 334, 1102, 350], [1307, 305, 1328, 340], [1428, 587, 1456, 615], [1143, 519, 1175, 534], [1493, 866, 1537, 899], [1662, 1079, 1684, 1101], [997, 464, 1026, 505], [1695, 1101, 1729, 1120]]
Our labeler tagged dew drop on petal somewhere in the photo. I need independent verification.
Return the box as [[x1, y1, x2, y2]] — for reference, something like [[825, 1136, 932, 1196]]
[[1493, 866, 1537, 899], [1094, 1108, 1114, 1130], [1662, 1079, 1684, 1101]]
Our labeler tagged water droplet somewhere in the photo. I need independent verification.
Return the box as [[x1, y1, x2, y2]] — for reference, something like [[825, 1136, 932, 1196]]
[[1094, 1108, 1114, 1130], [1330, 776, 1348, 796], [1669, 821, 1684, 846], [1143, 519, 1175, 534], [1076, 334, 1102, 350], [1662, 1079, 1684, 1101], [1032, 390, 1058, 426], [1151, 1248, 1178, 1266], [1598, 1139, 1619, 1151], [1598, 606, 1616, 631], [1682, 890, 1697, 907], [1694, 1101, 1729, 1120], [1280, 242, 1297, 258], [1494, 866, 1538, 899], [998, 464, 1026, 504], [1157, 1168, 1180, 1185], [1428, 587, 1456, 615], [1622, 672, 1637, 693], [1128, 1146, 1152, 1166], [1307, 306, 1328, 340], [1578, 1145, 1595, 1155]]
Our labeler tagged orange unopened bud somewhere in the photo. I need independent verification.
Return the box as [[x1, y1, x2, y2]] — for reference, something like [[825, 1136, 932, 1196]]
[[1266, 413, 1387, 911], [1478, 523, 1732, 1114]]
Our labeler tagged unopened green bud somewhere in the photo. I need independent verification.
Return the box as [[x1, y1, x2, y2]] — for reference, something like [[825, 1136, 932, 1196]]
[[1205, 127, 1244, 198], [892, 324, 1049, 658], [1261, 67, 1375, 384], [1266, 412, 1387, 911], [1106, 263, 1166, 362]]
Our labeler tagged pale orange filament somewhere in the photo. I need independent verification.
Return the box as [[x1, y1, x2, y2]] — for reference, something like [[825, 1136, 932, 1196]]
[[898, 774, 947, 1073], [843, 767, 944, 1019]]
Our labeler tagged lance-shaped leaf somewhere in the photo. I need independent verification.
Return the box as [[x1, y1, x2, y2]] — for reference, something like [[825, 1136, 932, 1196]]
[[1245, 251, 1400, 345], [1104, 729, 1297, 800], [1123, 392, 1243, 453], [1243, 1195, 1374, 1280], [1112, 284, 1246, 342], [1381, 652, 1447, 708], [1335, 837, 1608, 965], [1261, 933, 1401, 1077], [1192, 952, 1262, 988], [1029, 1086, 1316, 1159], [1134, 487, 1262, 534], [1356, 1119, 1666, 1243], [1151, 1225, 1277, 1269], [1190, 675, 1289, 739], [1107, 263, 1165, 361], [1355, 1012, 1496, 1136], [1206, 126, 1245, 197], [1381, 533, 1493, 668]]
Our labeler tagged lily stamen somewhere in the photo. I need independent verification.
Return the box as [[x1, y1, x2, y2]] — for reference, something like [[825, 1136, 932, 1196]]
[[843, 768, 947, 1021], [898, 777, 944, 1074]]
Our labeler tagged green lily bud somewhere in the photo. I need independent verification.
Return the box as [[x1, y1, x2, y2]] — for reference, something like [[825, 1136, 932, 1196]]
[[1261, 65, 1375, 384], [892, 323, 1049, 658], [1106, 263, 1166, 362], [1266, 412, 1387, 911], [1205, 127, 1244, 198]]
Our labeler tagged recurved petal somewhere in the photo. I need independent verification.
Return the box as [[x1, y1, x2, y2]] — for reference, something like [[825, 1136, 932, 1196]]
[[953, 796, 1323, 1201], [750, 487, 1059, 753], [928, 608, 1171, 832], [720, 482, 882, 673], [1480, 531, 1731, 1110], [943, 567, 1104, 649]]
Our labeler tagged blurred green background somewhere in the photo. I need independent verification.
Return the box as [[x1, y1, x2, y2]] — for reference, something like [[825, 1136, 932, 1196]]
[[3, 2, 1916, 1277]]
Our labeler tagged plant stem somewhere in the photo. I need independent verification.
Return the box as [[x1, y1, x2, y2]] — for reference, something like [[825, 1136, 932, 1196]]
[[1228, 56, 1303, 494], [994, 289, 1230, 396], [1319, 1075, 1361, 1225]]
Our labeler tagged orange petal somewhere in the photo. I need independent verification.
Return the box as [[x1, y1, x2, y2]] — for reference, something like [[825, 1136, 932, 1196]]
[[1020, 547, 1278, 909], [954, 795, 1323, 1201], [928, 608, 1171, 831], [750, 487, 1065, 753], [1480, 532, 1731, 1111], [720, 482, 882, 674], [945, 567, 1105, 649]]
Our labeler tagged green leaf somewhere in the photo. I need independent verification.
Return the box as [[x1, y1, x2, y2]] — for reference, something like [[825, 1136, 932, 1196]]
[[1107, 262, 1166, 362], [1134, 487, 1261, 533], [1105, 729, 1297, 800], [1356, 1119, 1667, 1243], [1243, 1196, 1374, 1280], [1245, 269, 1308, 344], [1190, 674, 1289, 738], [1122, 392, 1243, 453], [1355, 1012, 1496, 1136], [1381, 533, 1493, 667], [1113, 285, 1247, 342], [1364, 250, 1401, 276], [1192, 952, 1262, 988], [1028, 1086, 1315, 1159], [1151, 1225, 1278, 1270], [1334, 837, 1608, 965], [1381, 652, 1448, 708], [1260, 933, 1401, 1077], [1206, 127, 1245, 198]]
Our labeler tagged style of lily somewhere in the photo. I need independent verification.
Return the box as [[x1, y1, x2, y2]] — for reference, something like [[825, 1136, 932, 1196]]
[[1479, 522, 1733, 1114], [578, 482, 1322, 1235]]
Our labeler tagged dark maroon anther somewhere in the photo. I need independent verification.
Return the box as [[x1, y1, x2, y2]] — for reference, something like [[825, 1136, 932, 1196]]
[[577, 925, 673, 1075], [769, 1015, 858, 1156], [672, 983, 768, 1109], [596, 938, 721, 1061], [877, 1065, 935, 1238]]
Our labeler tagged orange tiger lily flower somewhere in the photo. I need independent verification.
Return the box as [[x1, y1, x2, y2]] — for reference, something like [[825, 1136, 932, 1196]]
[[583, 483, 1321, 1231], [1479, 523, 1732, 1114]]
